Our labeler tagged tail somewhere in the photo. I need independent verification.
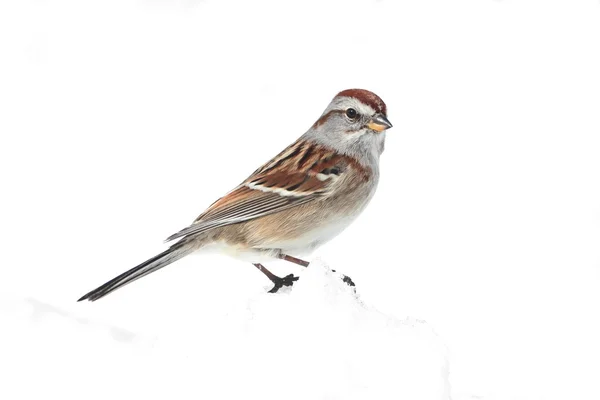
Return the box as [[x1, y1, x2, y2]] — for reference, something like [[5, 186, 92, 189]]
[[78, 243, 195, 302]]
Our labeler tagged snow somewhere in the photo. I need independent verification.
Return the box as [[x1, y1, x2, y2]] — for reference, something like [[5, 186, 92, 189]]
[[0, 262, 448, 400], [1, 0, 600, 399]]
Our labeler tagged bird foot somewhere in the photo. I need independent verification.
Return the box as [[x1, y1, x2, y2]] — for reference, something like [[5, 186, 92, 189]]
[[268, 274, 299, 293], [341, 274, 355, 287], [332, 269, 356, 287]]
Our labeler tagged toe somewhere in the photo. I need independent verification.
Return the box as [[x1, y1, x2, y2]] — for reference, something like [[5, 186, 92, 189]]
[[342, 275, 355, 287]]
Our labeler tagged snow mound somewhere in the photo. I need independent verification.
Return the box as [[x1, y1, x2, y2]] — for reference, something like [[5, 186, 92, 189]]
[[1, 261, 449, 400], [231, 260, 451, 400]]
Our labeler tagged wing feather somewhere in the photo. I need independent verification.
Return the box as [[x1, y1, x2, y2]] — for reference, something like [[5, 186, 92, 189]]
[[165, 188, 316, 242], [165, 140, 367, 243]]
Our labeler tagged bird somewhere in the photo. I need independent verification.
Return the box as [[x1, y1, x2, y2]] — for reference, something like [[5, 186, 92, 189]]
[[78, 89, 392, 301]]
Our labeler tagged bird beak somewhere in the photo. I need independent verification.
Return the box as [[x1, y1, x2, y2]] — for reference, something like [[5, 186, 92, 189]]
[[366, 113, 393, 132]]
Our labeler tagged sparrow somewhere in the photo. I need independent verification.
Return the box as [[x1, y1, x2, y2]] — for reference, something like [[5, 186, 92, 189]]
[[78, 89, 392, 301]]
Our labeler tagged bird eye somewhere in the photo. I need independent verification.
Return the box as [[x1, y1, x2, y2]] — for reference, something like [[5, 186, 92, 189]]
[[345, 108, 358, 120]]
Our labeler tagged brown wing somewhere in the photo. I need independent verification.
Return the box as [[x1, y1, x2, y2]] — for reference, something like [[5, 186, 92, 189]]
[[165, 140, 364, 243]]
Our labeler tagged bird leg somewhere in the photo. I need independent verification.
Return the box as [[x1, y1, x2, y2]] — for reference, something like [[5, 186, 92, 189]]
[[278, 253, 356, 288], [253, 263, 299, 293], [277, 253, 310, 267]]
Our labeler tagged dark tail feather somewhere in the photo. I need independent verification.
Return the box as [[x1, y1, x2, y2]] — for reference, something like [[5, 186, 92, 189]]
[[78, 244, 194, 302]]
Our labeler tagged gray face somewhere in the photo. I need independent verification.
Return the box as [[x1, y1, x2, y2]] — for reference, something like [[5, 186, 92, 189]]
[[302, 96, 389, 167]]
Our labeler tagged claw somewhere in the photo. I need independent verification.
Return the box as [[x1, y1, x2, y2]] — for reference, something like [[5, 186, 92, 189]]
[[331, 269, 356, 287], [341, 275, 355, 287], [268, 274, 299, 293]]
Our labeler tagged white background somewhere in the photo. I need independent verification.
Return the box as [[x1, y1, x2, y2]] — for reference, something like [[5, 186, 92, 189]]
[[1, 1, 599, 399]]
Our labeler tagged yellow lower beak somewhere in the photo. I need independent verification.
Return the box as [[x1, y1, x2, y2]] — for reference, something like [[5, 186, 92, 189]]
[[367, 114, 393, 132]]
